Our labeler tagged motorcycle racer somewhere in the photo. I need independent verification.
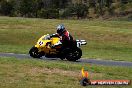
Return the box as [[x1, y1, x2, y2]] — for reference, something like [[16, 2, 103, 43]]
[[50, 24, 73, 48], [29, 25, 87, 61]]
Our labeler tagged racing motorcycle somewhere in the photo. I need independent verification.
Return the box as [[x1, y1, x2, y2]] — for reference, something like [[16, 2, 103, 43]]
[[29, 34, 87, 61]]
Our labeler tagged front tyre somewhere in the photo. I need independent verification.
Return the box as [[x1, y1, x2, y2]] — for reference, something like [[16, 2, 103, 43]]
[[66, 48, 82, 61], [29, 46, 42, 58]]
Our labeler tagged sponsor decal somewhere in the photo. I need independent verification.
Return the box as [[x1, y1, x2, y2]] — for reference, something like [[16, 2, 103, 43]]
[[80, 67, 131, 86]]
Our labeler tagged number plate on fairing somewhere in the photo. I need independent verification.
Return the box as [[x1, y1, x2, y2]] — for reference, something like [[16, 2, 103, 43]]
[[76, 40, 87, 47]]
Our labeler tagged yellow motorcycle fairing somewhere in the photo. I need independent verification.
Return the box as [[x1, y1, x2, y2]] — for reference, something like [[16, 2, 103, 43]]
[[35, 34, 61, 54]]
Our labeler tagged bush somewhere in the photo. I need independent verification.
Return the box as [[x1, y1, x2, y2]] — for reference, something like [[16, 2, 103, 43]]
[[61, 4, 89, 19], [74, 3, 89, 19], [37, 8, 59, 19], [19, 0, 36, 17], [60, 5, 75, 18], [0, 0, 14, 16]]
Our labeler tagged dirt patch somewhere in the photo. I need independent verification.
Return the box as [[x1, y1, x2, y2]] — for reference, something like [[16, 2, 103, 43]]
[[28, 67, 79, 77], [28, 67, 103, 79]]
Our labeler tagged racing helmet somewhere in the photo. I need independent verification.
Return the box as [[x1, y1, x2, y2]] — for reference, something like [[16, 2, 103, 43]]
[[57, 24, 66, 35]]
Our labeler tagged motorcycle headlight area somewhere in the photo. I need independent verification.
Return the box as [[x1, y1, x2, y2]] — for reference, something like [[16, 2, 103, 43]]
[[42, 35, 50, 40], [38, 41, 43, 46]]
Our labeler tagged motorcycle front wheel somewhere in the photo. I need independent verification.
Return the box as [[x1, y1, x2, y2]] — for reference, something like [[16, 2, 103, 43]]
[[29, 46, 43, 58]]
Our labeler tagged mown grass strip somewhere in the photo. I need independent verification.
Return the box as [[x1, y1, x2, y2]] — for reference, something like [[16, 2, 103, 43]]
[[0, 57, 132, 88], [0, 17, 132, 61]]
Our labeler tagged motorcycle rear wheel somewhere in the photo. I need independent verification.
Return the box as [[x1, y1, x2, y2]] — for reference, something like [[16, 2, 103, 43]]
[[66, 48, 82, 61]]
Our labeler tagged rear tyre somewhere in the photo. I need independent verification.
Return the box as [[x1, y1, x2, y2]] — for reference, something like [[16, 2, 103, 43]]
[[59, 52, 65, 60], [29, 46, 42, 58], [66, 48, 82, 61], [60, 57, 65, 60]]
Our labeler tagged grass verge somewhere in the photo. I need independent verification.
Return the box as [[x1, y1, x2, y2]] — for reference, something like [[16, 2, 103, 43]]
[[0, 16, 132, 61], [0, 57, 132, 88]]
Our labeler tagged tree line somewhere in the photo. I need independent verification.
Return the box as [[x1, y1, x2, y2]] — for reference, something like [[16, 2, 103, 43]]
[[0, 0, 131, 19]]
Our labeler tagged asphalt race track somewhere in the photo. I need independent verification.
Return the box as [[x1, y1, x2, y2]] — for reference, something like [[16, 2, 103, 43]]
[[0, 53, 132, 67]]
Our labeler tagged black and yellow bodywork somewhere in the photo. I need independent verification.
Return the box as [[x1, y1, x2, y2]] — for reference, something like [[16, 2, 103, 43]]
[[29, 34, 87, 61], [35, 34, 60, 54]]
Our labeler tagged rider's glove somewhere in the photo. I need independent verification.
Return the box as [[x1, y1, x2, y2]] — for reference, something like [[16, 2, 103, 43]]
[[51, 41, 62, 49]]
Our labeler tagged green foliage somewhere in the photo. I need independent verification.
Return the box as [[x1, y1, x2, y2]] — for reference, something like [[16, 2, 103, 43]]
[[0, 0, 14, 16], [61, 3, 88, 18], [60, 5, 75, 18], [0, 0, 131, 19], [37, 8, 59, 19], [74, 3, 88, 18], [19, 0, 37, 17]]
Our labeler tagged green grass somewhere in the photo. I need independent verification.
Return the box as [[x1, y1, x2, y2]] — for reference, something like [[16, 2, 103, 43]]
[[0, 57, 132, 88], [0, 16, 132, 61]]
